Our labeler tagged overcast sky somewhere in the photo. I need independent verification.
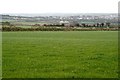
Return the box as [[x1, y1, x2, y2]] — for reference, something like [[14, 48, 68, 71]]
[[0, 0, 119, 13]]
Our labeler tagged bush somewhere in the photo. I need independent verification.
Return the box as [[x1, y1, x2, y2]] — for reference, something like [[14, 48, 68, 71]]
[[2, 26, 118, 31]]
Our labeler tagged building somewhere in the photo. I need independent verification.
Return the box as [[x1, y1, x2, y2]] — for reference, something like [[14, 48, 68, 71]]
[[59, 21, 70, 27]]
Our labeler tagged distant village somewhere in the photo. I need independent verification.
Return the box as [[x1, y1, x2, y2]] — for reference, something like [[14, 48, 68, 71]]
[[36, 20, 111, 27], [0, 14, 118, 31]]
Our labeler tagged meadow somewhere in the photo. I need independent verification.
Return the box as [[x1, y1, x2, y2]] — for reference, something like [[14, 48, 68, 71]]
[[2, 31, 118, 78], [0, 31, 2, 79]]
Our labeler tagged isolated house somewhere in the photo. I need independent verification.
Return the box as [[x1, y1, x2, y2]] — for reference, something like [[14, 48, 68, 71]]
[[59, 21, 70, 27]]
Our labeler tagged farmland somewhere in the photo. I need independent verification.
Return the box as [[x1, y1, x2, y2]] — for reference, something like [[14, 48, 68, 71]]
[[2, 31, 118, 78], [0, 31, 2, 79]]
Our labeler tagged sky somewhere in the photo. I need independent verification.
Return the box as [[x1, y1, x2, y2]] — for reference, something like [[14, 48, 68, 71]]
[[0, 0, 119, 13]]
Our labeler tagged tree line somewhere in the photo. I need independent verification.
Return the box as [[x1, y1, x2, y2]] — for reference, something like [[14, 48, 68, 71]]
[[32, 22, 111, 28], [1, 21, 118, 31]]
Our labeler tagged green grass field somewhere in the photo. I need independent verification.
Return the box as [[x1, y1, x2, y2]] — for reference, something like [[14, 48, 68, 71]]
[[2, 31, 118, 78], [0, 31, 2, 79], [17, 26, 32, 28]]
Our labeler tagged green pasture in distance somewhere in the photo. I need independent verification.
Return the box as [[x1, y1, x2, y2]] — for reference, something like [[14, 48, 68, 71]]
[[17, 26, 32, 28]]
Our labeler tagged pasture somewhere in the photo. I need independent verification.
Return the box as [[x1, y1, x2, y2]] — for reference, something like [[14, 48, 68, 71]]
[[2, 31, 118, 78], [0, 31, 2, 79]]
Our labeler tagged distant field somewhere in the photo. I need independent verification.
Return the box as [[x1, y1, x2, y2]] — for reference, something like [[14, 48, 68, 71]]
[[0, 25, 1, 28], [17, 26, 32, 28], [2, 31, 118, 78]]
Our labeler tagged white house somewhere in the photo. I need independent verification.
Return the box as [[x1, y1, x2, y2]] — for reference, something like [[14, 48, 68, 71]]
[[59, 21, 70, 27]]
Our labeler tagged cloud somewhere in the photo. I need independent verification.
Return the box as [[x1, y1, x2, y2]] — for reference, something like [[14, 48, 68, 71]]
[[0, 0, 119, 13]]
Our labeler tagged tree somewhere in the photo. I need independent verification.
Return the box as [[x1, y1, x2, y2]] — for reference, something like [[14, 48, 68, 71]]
[[101, 23, 104, 27], [97, 23, 100, 27], [82, 23, 86, 27], [106, 22, 110, 27], [2, 21, 10, 26], [61, 23, 65, 26]]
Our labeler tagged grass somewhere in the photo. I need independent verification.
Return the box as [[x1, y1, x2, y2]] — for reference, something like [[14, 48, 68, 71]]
[[0, 31, 2, 79], [2, 31, 118, 78], [17, 26, 32, 28]]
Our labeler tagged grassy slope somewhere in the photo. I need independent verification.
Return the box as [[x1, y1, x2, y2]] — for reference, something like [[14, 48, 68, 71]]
[[0, 31, 2, 79], [2, 31, 118, 78]]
